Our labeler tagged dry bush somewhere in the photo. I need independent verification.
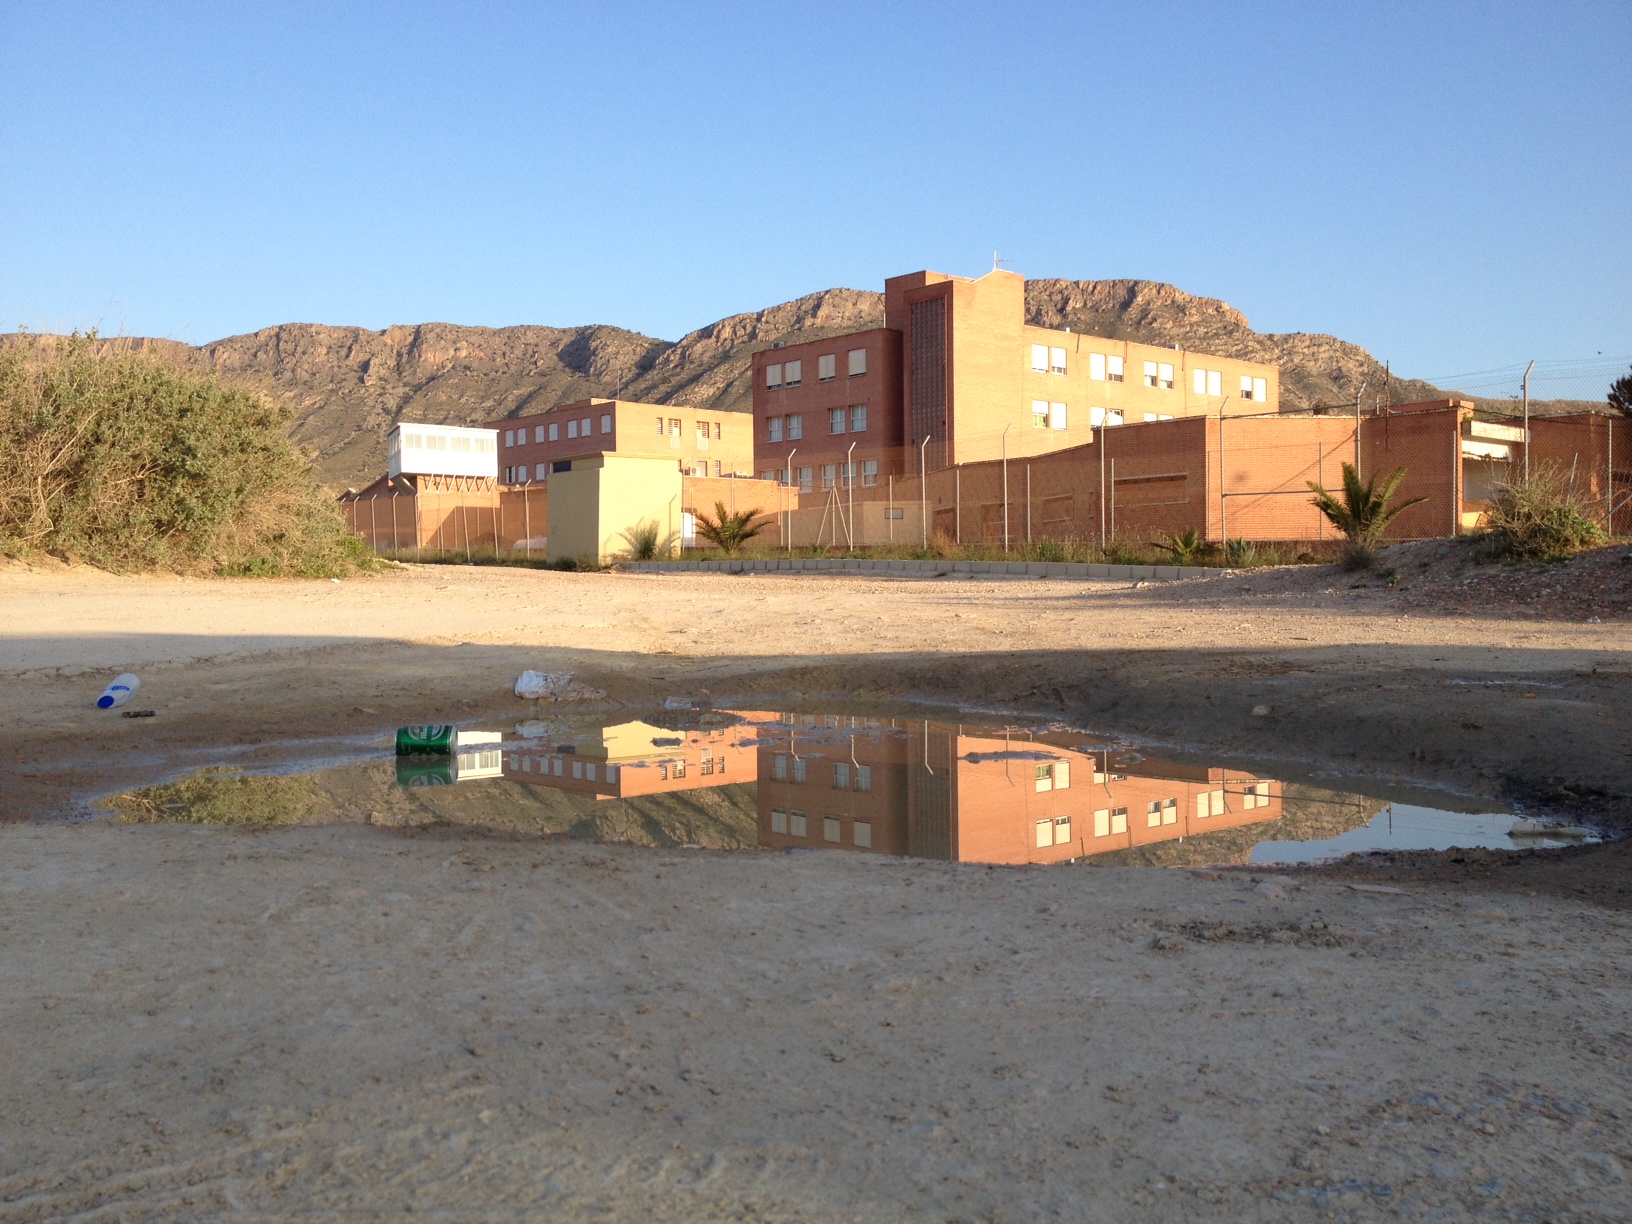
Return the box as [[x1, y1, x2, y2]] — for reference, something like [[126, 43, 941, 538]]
[[0, 334, 374, 575], [1481, 464, 1608, 561]]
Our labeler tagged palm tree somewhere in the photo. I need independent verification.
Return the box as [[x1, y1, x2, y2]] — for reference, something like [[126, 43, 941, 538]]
[[616, 518, 676, 561], [1307, 463, 1426, 568], [1153, 528, 1208, 565], [693, 501, 767, 555], [1609, 365, 1632, 418]]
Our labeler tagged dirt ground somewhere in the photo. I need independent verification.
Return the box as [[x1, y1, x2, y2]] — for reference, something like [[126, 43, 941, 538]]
[[2, 553, 1630, 1220]]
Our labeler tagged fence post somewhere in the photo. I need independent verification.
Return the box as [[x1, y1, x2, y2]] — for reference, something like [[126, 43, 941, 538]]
[[920, 437, 929, 549], [1608, 417, 1615, 534], [524, 485, 532, 560], [1026, 464, 1031, 543], [887, 474, 894, 544], [369, 495, 378, 554], [954, 468, 961, 545], [1110, 457, 1116, 543]]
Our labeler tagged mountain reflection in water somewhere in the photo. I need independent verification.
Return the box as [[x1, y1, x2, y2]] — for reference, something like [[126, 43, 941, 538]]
[[476, 711, 1302, 866]]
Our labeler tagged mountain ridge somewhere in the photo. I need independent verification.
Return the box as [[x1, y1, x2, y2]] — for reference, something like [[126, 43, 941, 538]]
[[19, 280, 1449, 488]]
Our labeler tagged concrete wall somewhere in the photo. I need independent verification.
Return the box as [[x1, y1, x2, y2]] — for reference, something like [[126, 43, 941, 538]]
[[547, 454, 683, 563]]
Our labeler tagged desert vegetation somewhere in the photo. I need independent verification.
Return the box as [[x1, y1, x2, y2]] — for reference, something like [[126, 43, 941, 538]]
[[1307, 462, 1426, 569], [0, 334, 374, 575], [1479, 463, 1608, 561]]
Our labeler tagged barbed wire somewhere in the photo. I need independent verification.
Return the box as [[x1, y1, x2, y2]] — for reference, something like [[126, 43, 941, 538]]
[[1419, 357, 1631, 404]]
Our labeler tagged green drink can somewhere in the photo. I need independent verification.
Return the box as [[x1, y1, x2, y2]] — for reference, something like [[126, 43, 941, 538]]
[[396, 757, 456, 786], [396, 725, 455, 756]]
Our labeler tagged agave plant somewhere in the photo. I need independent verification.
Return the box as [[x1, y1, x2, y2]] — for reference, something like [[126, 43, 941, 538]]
[[1306, 463, 1426, 568], [1224, 538, 1258, 567], [694, 501, 768, 556], [1153, 528, 1208, 565]]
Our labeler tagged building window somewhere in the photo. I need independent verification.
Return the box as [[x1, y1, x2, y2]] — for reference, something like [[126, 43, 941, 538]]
[[829, 407, 846, 435], [1107, 355, 1124, 382], [821, 464, 837, 491], [503, 465, 512, 483], [1036, 764, 1054, 792], [713, 460, 721, 477], [834, 762, 850, 788], [787, 414, 802, 440], [772, 754, 787, 781], [602, 414, 613, 433], [771, 808, 787, 834], [853, 820, 872, 847], [669, 419, 681, 437], [1112, 806, 1128, 833], [860, 459, 878, 487], [504, 429, 514, 447], [1159, 363, 1174, 389], [1051, 347, 1067, 374], [1147, 800, 1163, 828], [1090, 353, 1105, 381], [848, 348, 867, 376], [818, 354, 836, 381], [1144, 361, 1159, 388], [546, 423, 558, 442], [1055, 815, 1072, 843], [769, 417, 783, 443], [1090, 407, 1124, 428], [797, 466, 813, 493], [1032, 399, 1050, 427], [713, 421, 722, 440], [1031, 344, 1049, 373], [1050, 402, 1067, 430], [1254, 377, 1267, 402], [823, 817, 841, 843], [790, 810, 807, 836], [791, 757, 806, 783], [1094, 808, 1110, 837], [567, 420, 578, 439], [535, 463, 547, 480], [1036, 819, 1054, 848], [656, 417, 665, 435], [766, 363, 782, 389], [854, 764, 871, 792], [849, 404, 867, 432], [785, 360, 802, 387]]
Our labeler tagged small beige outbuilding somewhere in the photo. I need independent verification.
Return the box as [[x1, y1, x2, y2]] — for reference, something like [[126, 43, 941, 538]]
[[546, 454, 683, 564]]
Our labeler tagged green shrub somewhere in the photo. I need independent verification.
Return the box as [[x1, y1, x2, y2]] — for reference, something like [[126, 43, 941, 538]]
[[616, 517, 676, 561], [1481, 464, 1608, 560], [0, 334, 374, 576]]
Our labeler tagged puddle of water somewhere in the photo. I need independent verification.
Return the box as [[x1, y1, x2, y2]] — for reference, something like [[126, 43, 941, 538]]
[[96, 708, 1600, 867]]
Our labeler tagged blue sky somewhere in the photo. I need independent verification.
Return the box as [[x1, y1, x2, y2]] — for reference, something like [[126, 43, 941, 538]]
[[1, 1, 1627, 381]]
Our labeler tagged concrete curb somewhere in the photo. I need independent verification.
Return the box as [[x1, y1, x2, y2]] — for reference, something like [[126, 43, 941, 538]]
[[618, 558, 1224, 581]]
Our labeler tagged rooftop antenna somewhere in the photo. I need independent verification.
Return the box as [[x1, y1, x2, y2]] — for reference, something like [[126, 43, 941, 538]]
[[992, 250, 1013, 272]]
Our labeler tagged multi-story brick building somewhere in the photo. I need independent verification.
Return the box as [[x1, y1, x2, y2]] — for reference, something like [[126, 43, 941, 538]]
[[487, 398, 754, 486], [753, 714, 1285, 865], [753, 268, 1280, 491]]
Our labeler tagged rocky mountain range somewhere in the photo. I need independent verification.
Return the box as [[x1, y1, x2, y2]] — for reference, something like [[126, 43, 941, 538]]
[[57, 281, 1455, 488]]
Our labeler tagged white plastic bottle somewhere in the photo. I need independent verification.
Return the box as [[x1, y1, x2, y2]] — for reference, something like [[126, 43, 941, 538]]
[[97, 674, 141, 709]]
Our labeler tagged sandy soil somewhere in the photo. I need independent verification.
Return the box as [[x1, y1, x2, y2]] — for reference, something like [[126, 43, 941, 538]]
[[2, 556, 1630, 1219]]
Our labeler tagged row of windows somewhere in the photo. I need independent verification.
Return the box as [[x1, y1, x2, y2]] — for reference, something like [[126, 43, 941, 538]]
[[765, 405, 870, 443], [758, 460, 880, 491], [769, 808, 873, 848], [1033, 346, 1270, 402], [768, 756, 873, 790], [766, 348, 868, 390], [399, 432, 497, 455], [508, 754, 621, 783], [503, 417, 726, 447]]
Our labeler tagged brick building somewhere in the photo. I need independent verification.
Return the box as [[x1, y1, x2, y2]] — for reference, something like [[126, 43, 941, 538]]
[[753, 268, 1280, 490], [487, 398, 754, 485]]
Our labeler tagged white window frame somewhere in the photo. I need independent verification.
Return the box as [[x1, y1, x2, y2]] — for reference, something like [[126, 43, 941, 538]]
[[1089, 352, 1105, 381], [566, 420, 578, 439], [1050, 402, 1067, 430], [601, 414, 613, 433], [535, 463, 546, 480], [535, 425, 547, 443], [1032, 399, 1050, 427], [1031, 344, 1049, 373], [1159, 363, 1174, 389], [1242, 375, 1255, 399], [504, 429, 514, 447], [859, 458, 878, 487], [1144, 360, 1159, 388], [766, 363, 782, 389], [817, 353, 836, 381], [847, 348, 867, 376], [1050, 347, 1067, 374], [1208, 370, 1222, 397], [849, 404, 867, 432], [1253, 377, 1268, 403], [547, 423, 559, 442], [784, 360, 802, 387], [787, 414, 803, 440], [829, 407, 846, 435], [768, 416, 783, 443], [1107, 355, 1124, 382]]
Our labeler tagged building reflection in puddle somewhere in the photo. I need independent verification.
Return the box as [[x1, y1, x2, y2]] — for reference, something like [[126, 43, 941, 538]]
[[756, 714, 1281, 864], [478, 711, 1282, 865]]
